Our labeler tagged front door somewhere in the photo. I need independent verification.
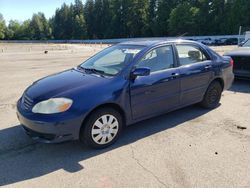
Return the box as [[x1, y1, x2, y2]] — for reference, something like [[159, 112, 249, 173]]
[[130, 45, 181, 120]]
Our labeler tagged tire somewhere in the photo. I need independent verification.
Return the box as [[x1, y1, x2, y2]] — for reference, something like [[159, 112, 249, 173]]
[[200, 81, 222, 109], [80, 107, 123, 149]]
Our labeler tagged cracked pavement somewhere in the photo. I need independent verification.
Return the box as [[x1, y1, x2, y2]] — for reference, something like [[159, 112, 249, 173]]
[[129, 145, 168, 187], [0, 43, 250, 188]]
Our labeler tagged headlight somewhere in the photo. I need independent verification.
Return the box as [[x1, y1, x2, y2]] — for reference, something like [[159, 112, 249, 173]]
[[32, 98, 73, 114]]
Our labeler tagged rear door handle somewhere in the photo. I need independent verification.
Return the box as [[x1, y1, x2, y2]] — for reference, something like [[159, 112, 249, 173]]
[[171, 72, 180, 79]]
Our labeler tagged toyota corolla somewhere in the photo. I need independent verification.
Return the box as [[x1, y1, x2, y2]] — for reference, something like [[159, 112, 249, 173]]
[[17, 40, 234, 149]]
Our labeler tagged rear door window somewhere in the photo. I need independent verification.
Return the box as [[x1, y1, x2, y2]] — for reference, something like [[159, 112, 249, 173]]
[[176, 45, 210, 66]]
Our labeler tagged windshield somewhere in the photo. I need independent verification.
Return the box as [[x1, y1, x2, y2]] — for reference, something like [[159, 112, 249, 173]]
[[243, 39, 250, 47], [80, 45, 144, 76]]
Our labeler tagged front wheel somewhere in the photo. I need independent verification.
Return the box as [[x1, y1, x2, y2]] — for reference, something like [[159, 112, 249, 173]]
[[200, 81, 222, 109], [80, 107, 123, 149]]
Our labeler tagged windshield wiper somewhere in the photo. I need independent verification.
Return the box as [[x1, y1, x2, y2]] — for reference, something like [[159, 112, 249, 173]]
[[77, 66, 107, 76], [77, 66, 115, 77], [84, 68, 105, 74]]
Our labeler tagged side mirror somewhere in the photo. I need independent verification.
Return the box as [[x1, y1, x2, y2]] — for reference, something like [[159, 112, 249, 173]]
[[131, 67, 150, 79]]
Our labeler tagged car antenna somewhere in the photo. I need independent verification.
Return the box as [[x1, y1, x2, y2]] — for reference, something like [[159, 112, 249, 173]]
[[177, 32, 188, 39]]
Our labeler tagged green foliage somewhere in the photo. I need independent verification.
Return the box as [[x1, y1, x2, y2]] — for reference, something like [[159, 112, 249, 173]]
[[30, 12, 52, 40], [126, 0, 149, 37], [5, 20, 32, 39], [156, 0, 179, 36], [147, 0, 157, 36], [6, 20, 22, 39], [168, 2, 200, 36], [1, 0, 250, 40], [0, 13, 6, 39]]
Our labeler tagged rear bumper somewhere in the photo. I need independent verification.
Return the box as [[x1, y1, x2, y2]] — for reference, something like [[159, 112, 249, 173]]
[[16, 109, 83, 143], [225, 74, 234, 90], [234, 70, 250, 78], [222, 70, 234, 91]]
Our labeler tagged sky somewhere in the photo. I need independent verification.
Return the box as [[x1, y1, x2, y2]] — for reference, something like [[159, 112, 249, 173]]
[[0, 0, 77, 24]]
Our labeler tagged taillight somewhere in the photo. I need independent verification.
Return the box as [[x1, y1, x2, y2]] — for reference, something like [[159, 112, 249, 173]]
[[230, 59, 234, 67]]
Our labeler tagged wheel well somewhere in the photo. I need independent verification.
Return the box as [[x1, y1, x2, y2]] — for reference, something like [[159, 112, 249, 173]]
[[79, 103, 126, 135], [212, 78, 224, 90]]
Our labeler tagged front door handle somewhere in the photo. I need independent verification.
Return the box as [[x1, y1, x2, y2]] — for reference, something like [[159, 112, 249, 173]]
[[204, 65, 212, 70]]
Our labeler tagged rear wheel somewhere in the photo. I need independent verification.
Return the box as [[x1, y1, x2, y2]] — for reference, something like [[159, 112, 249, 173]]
[[200, 81, 222, 109], [80, 107, 123, 149]]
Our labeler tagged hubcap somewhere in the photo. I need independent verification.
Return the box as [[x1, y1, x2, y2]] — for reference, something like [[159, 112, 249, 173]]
[[209, 88, 219, 104], [91, 114, 119, 145]]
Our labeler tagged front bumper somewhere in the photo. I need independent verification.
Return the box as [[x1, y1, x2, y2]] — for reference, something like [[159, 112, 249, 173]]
[[16, 109, 83, 143]]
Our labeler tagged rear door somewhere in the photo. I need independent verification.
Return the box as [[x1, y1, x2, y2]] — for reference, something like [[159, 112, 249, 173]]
[[130, 45, 181, 119], [174, 44, 213, 105]]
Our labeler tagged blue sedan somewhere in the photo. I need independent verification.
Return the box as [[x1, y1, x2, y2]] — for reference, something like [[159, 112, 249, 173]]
[[17, 40, 234, 149]]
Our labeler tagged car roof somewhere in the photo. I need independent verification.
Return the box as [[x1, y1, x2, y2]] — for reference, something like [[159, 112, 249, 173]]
[[119, 39, 200, 47]]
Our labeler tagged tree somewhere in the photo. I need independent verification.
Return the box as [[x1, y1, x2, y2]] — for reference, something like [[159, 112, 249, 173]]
[[21, 20, 32, 39], [2, 0, 250, 40], [91, 0, 113, 39], [51, 0, 87, 39], [223, 0, 250, 35], [0, 13, 6, 39], [109, 0, 128, 38], [5, 19, 32, 39], [84, 0, 95, 38], [101, 0, 113, 38], [147, 0, 157, 36], [52, 3, 71, 39], [168, 2, 200, 36], [156, 0, 178, 36], [29, 12, 51, 40], [126, 0, 149, 37], [73, 14, 87, 39], [7, 20, 22, 39], [109, 0, 149, 38], [72, 0, 87, 39]]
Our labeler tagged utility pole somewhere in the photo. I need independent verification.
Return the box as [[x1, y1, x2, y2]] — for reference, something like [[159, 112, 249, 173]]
[[238, 26, 242, 45]]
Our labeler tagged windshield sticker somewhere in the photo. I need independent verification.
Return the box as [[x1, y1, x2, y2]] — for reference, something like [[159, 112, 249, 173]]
[[123, 49, 141, 54]]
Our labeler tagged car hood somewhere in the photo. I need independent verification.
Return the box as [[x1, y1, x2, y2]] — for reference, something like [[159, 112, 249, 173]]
[[224, 47, 250, 56], [25, 69, 108, 101]]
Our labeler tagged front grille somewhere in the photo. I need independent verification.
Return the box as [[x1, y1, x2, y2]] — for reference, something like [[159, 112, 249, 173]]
[[232, 56, 250, 71], [21, 94, 34, 110]]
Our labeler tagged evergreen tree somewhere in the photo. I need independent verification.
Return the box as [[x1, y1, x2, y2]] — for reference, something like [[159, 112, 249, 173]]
[[110, 0, 128, 38], [29, 12, 52, 40], [147, 0, 157, 36], [0, 13, 6, 39], [156, 0, 178, 36], [84, 0, 95, 38], [126, 0, 149, 37], [168, 2, 199, 36], [1, 0, 250, 40], [72, 0, 87, 39], [52, 3, 72, 39]]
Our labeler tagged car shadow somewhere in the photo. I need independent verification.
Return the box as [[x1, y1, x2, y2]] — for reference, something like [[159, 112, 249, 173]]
[[0, 105, 212, 186], [229, 79, 250, 93]]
